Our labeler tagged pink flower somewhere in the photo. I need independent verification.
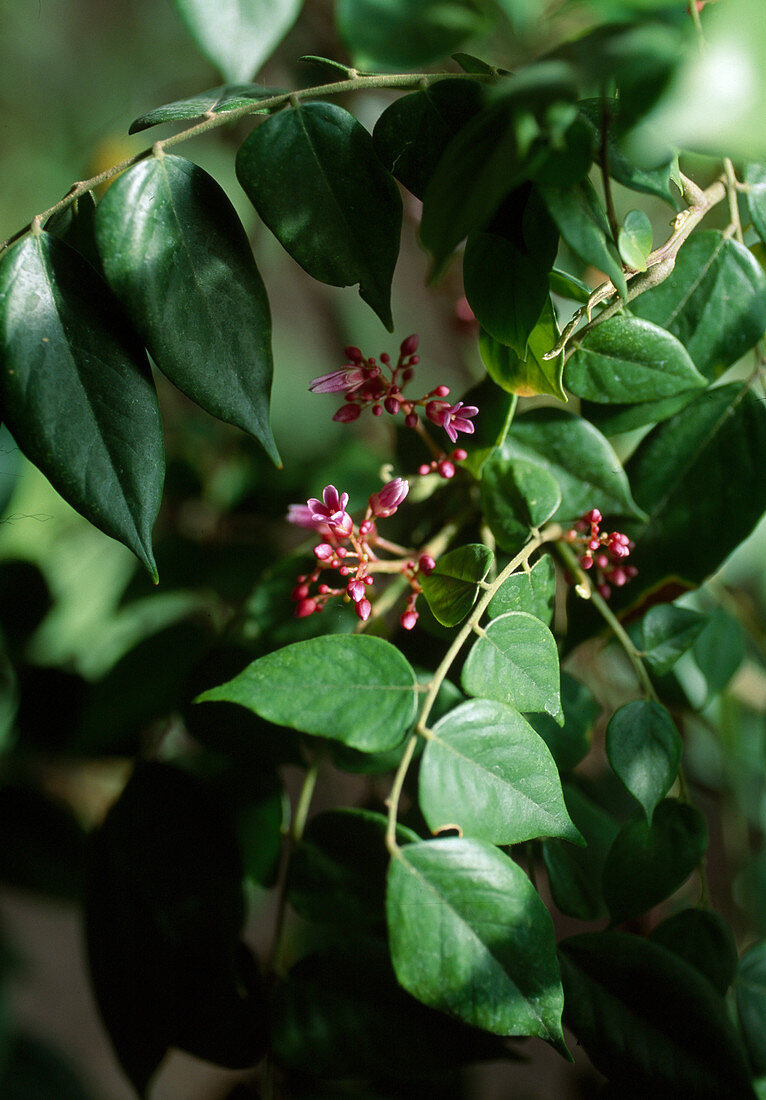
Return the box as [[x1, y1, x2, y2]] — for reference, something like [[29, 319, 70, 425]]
[[286, 504, 318, 528], [309, 365, 367, 394], [307, 485, 353, 536], [437, 401, 479, 444], [368, 477, 409, 518]]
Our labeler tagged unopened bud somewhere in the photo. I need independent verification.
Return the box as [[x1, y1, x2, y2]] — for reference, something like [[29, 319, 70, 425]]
[[347, 579, 366, 602], [419, 554, 436, 575], [384, 396, 400, 414], [355, 597, 372, 621], [344, 345, 363, 362], [314, 543, 334, 560], [437, 459, 455, 479], [333, 403, 361, 422], [452, 448, 467, 461], [295, 598, 317, 617], [372, 404, 383, 416], [405, 412, 418, 428], [400, 610, 419, 630], [291, 583, 310, 601], [400, 334, 419, 357]]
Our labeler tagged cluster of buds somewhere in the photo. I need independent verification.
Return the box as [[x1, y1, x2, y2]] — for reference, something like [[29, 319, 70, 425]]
[[309, 335, 478, 480], [564, 508, 637, 599], [288, 479, 433, 630]]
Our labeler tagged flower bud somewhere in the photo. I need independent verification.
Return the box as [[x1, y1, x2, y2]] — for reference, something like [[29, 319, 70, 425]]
[[418, 554, 436, 575], [400, 334, 419, 357], [295, 598, 317, 617], [314, 543, 334, 560], [333, 403, 361, 422], [384, 396, 400, 415], [369, 477, 409, 518], [347, 579, 366, 602], [404, 412, 418, 428], [400, 609, 419, 630], [355, 598, 372, 621], [344, 345, 363, 362]]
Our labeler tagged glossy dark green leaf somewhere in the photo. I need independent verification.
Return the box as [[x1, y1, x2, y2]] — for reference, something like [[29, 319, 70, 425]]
[[540, 178, 626, 297], [481, 453, 562, 554], [528, 672, 600, 773], [549, 267, 591, 303], [579, 98, 678, 206], [479, 297, 565, 400], [420, 543, 493, 627], [735, 940, 766, 1075], [457, 374, 517, 478], [44, 192, 101, 271], [287, 809, 418, 927], [487, 552, 555, 624], [602, 799, 707, 924], [336, 0, 491, 70], [236, 102, 401, 329], [692, 606, 747, 697], [0, 231, 163, 577], [420, 699, 582, 845], [502, 406, 643, 521], [129, 83, 283, 133], [623, 384, 766, 599], [560, 931, 756, 1098], [464, 232, 551, 355], [387, 837, 567, 1049], [372, 78, 486, 201], [95, 153, 278, 462], [270, 941, 507, 1080], [420, 64, 577, 276], [618, 209, 652, 271], [566, 315, 706, 404], [605, 700, 682, 823], [640, 604, 708, 675], [582, 389, 698, 436], [649, 909, 737, 996], [462, 610, 563, 722], [86, 763, 266, 1092], [745, 163, 766, 245], [542, 784, 619, 920], [197, 635, 418, 752], [169, 0, 302, 82], [631, 231, 766, 379], [452, 52, 501, 74]]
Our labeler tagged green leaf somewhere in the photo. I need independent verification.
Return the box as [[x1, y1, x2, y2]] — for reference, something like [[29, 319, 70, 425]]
[[129, 83, 283, 133], [745, 162, 766, 245], [582, 389, 699, 437], [481, 454, 562, 554], [462, 610, 563, 722], [601, 799, 707, 924], [86, 764, 266, 1092], [560, 931, 756, 1098], [566, 315, 706, 405], [623, 384, 766, 599], [502, 406, 644, 521], [578, 99, 679, 207], [0, 232, 163, 578], [464, 232, 551, 355], [605, 700, 682, 823], [528, 672, 600, 773], [618, 209, 652, 271], [420, 543, 493, 627], [479, 298, 566, 400], [540, 178, 627, 297], [372, 79, 486, 201], [169, 0, 303, 82], [457, 374, 517, 478], [270, 941, 507, 1080], [287, 809, 418, 927], [236, 102, 402, 329], [94, 153, 278, 463], [336, 0, 491, 71], [487, 553, 555, 624], [649, 909, 738, 996], [451, 52, 501, 74], [542, 784, 619, 920], [419, 699, 583, 845], [420, 64, 577, 276], [735, 941, 766, 1075], [631, 231, 766, 380], [640, 604, 708, 676], [44, 192, 101, 272], [692, 606, 747, 698], [387, 837, 567, 1049], [197, 635, 418, 752], [549, 267, 591, 303]]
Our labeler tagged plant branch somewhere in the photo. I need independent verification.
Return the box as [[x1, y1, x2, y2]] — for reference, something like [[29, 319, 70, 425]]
[[385, 524, 563, 852], [0, 70, 495, 257]]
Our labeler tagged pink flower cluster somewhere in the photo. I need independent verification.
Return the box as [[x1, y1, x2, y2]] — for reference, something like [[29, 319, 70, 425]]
[[564, 508, 637, 599], [309, 335, 478, 479], [288, 479, 431, 629]]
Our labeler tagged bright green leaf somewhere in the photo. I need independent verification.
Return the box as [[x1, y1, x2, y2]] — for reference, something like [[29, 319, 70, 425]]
[[236, 102, 402, 329], [420, 544, 493, 627], [169, 0, 302, 82], [387, 837, 568, 1049], [602, 799, 707, 924], [481, 453, 562, 553], [419, 699, 582, 844], [618, 209, 652, 271], [640, 604, 708, 676], [479, 298, 566, 400], [745, 162, 766, 245], [95, 154, 279, 463], [0, 232, 163, 578], [560, 931, 756, 1098], [631, 231, 766, 380], [605, 700, 682, 823], [196, 635, 418, 753], [487, 553, 555, 624], [129, 84, 283, 133], [462, 610, 563, 722]]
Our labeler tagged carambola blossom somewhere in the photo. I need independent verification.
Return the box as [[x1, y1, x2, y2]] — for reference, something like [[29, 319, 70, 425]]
[[307, 485, 353, 536], [369, 477, 409, 518]]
